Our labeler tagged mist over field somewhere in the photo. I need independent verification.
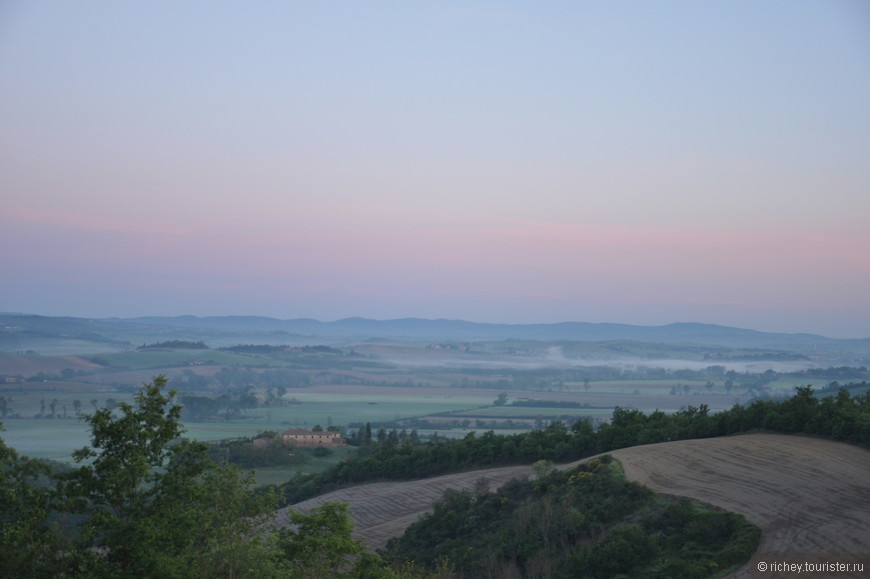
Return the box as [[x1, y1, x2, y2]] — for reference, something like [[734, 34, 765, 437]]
[[2, 2, 869, 574], [379, 348, 820, 374], [1, 313, 867, 463]]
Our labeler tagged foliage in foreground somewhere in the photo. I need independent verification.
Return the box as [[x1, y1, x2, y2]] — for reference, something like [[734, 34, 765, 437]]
[[4, 377, 864, 577], [384, 457, 760, 578], [0, 424, 68, 576], [0, 376, 406, 578]]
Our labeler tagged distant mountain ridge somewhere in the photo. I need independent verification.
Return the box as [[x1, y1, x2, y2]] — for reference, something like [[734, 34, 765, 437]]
[[124, 315, 865, 347], [3, 314, 868, 357]]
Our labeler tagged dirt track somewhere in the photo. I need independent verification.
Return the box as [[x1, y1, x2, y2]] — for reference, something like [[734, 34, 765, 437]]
[[276, 434, 870, 577]]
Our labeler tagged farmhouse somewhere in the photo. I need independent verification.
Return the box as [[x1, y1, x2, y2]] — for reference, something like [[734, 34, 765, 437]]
[[281, 428, 346, 447]]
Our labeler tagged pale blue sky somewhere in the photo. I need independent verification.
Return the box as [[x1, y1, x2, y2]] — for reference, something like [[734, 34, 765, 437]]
[[2, 1, 869, 337]]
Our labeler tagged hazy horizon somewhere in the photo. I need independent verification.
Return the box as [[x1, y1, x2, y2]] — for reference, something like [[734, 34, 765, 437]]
[[3, 2, 869, 339], [4, 310, 868, 341]]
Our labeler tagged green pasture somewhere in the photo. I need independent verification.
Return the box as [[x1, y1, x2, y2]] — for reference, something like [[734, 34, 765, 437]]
[[568, 378, 815, 398], [250, 447, 358, 486], [85, 349, 268, 370], [270, 392, 493, 428], [0, 419, 93, 462], [0, 391, 492, 461], [1, 378, 826, 462], [766, 377, 823, 392], [449, 406, 614, 419]]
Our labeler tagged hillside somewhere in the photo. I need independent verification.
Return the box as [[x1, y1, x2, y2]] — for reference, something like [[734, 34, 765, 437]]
[[274, 465, 537, 550], [3, 314, 869, 365], [276, 433, 870, 577]]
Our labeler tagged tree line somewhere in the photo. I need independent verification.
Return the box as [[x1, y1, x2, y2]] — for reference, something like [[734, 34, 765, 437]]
[[273, 385, 870, 506]]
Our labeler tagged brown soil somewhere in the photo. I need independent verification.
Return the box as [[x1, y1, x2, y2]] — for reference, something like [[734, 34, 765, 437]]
[[0, 355, 103, 377], [610, 434, 870, 578], [274, 434, 870, 577], [273, 465, 535, 550]]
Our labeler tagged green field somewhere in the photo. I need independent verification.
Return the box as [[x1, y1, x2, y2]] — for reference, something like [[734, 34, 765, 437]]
[[85, 348, 270, 369], [249, 447, 359, 486], [448, 406, 615, 419], [0, 390, 493, 461]]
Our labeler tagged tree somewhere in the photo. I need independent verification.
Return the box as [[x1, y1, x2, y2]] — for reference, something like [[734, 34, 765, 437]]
[[533, 459, 554, 479], [61, 375, 283, 577], [278, 502, 386, 578], [0, 423, 68, 577]]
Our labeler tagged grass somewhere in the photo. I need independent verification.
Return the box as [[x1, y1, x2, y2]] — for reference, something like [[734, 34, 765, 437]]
[[0, 419, 95, 461], [250, 447, 358, 486], [0, 374, 824, 462], [448, 406, 614, 418], [275, 392, 494, 426], [0, 391, 492, 461], [85, 349, 268, 370]]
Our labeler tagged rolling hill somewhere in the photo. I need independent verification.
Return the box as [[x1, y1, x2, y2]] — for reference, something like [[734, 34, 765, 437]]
[[276, 433, 870, 578], [3, 314, 869, 364]]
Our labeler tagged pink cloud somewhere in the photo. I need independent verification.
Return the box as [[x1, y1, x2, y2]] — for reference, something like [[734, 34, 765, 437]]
[[4, 205, 868, 325]]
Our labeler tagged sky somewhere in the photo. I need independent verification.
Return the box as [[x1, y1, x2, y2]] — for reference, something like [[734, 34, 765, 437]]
[[2, 1, 869, 338]]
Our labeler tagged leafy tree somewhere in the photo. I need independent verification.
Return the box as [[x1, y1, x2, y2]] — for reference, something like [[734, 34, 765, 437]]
[[3, 374, 412, 577], [278, 502, 387, 578], [532, 459, 554, 479], [61, 375, 283, 577], [0, 424, 68, 577], [387, 458, 758, 578]]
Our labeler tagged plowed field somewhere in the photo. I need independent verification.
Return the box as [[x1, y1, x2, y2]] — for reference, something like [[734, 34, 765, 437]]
[[275, 434, 870, 577]]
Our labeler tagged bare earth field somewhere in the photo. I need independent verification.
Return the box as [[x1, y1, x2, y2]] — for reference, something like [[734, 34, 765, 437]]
[[274, 465, 537, 550], [613, 434, 870, 578], [0, 354, 104, 377], [276, 434, 870, 578]]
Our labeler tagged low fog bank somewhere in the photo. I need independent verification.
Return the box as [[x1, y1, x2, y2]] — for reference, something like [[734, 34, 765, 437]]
[[378, 346, 822, 374]]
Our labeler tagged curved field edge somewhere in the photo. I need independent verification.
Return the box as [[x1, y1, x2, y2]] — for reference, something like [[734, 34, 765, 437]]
[[275, 433, 870, 578], [609, 434, 870, 578]]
